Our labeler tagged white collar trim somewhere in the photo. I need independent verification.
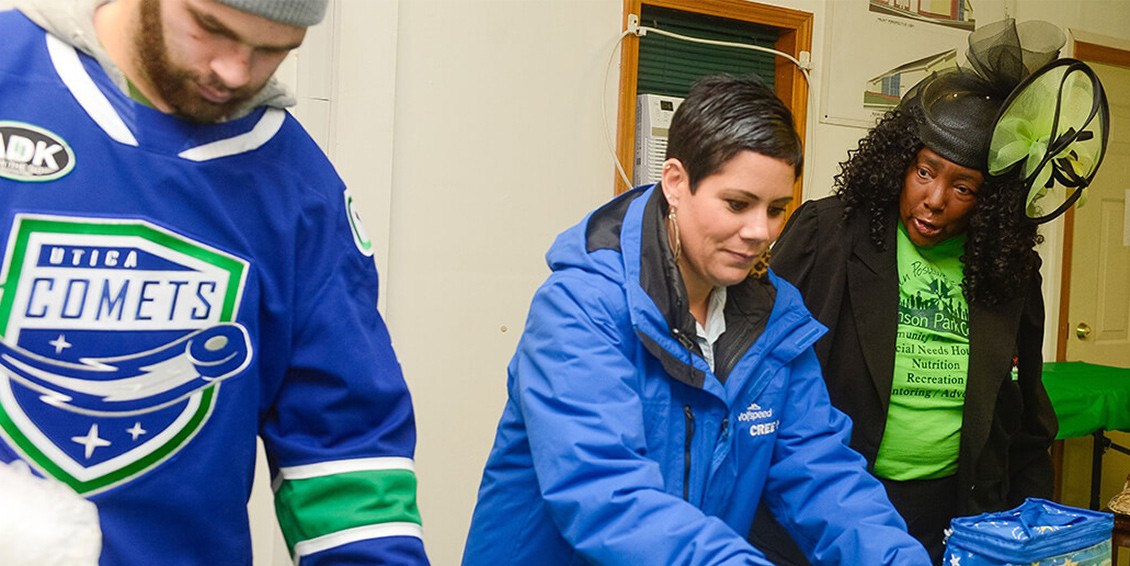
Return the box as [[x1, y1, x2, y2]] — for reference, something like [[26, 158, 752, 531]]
[[45, 33, 285, 161], [46, 32, 138, 146]]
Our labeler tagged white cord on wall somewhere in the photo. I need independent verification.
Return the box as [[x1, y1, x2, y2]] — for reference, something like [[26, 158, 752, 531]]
[[604, 28, 639, 191], [604, 13, 816, 191]]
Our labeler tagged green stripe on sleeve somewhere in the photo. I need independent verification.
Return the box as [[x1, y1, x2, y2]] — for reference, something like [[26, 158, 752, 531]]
[[274, 468, 422, 553]]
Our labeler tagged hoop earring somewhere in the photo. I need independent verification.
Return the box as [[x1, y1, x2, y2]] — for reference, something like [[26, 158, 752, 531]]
[[667, 207, 681, 264], [750, 247, 771, 279]]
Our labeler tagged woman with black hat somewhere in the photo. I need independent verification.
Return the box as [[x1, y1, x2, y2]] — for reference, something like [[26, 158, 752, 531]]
[[753, 19, 1109, 564]]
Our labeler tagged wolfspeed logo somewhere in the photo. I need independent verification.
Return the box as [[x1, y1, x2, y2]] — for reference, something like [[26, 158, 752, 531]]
[[0, 122, 75, 182], [0, 215, 250, 494], [738, 402, 779, 437]]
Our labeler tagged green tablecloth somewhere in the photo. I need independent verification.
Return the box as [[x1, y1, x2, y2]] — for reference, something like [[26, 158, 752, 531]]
[[1042, 361, 1130, 440]]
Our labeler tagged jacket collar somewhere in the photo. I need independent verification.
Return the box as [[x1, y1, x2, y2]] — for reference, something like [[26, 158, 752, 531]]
[[583, 185, 812, 394], [635, 186, 706, 388], [634, 186, 780, 390], [638, 185, 700, 353]]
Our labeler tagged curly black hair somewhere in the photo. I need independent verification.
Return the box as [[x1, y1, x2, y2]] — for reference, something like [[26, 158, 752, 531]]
[[834, 106, 1043, 306]]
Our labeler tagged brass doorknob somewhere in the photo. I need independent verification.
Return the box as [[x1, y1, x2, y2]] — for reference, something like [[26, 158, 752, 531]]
[[1076, 322, 1092, 340]]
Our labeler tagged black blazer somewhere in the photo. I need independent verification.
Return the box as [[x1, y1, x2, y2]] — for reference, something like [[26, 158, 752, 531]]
[[772, 196, 1057, 515]]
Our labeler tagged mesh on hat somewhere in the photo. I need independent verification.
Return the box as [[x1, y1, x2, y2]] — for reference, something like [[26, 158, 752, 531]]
[[216, 0, 327, 27], [898, 20, 1067, 174], [899, 18, 1108, 224]]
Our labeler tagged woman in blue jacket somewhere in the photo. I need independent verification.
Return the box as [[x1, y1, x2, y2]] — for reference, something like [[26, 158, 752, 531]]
[[462, 74, 930, 565]]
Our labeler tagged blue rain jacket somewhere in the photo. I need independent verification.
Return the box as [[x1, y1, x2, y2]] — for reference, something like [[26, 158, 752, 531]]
[[463, 186, 930, 565]]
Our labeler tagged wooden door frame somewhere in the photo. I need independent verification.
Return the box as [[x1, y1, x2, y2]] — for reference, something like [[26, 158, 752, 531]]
[[614, 0, 813, 200]]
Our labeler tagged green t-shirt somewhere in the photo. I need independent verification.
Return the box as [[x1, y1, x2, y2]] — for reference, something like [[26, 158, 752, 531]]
[[873, 222, 970, 480]]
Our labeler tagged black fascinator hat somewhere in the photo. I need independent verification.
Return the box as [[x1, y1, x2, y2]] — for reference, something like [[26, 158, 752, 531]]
[[899, 19, 1109, 223]]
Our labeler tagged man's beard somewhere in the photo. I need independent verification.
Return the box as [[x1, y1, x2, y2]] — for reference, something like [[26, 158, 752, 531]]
[[135, 0, 259, 124]]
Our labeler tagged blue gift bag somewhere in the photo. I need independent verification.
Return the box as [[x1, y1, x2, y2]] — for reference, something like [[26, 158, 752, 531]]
[[943, 498, 1113, 565]]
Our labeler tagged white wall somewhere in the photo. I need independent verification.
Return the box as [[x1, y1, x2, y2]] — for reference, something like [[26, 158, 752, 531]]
[[384, 2, 622, 563], [270, 1, 1130, 564]]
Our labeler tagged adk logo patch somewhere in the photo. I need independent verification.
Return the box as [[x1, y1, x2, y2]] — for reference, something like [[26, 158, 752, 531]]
[[0, 121, 75, 182], [0, 215, 250, 494]]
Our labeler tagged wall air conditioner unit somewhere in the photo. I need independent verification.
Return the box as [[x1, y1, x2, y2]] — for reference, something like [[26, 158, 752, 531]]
[[634, 94, 683, 188]]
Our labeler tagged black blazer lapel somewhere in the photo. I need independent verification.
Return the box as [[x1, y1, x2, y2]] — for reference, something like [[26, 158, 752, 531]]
[[846, 221, 900, 415]]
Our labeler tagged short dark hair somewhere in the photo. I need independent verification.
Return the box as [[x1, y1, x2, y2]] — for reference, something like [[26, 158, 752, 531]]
[[664, 74, 803, 191]]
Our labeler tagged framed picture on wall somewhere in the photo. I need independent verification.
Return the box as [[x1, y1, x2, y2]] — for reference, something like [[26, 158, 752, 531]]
[[819, 0, 1006, 128]]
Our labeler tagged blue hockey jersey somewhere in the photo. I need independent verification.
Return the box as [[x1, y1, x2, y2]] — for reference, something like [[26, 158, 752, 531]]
[[0, 10, 426, 565]]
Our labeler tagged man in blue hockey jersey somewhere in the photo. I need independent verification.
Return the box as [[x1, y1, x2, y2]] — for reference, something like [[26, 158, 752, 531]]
[[0, 0, 428, 564]]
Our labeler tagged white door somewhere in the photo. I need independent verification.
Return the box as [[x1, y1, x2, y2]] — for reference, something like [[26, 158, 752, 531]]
[[1065, 61, 1130, 367], [1059, 59, 1130, 521]]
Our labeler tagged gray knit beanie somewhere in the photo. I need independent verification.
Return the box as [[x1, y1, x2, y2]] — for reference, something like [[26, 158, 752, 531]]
[[216, 0, 328, 27]]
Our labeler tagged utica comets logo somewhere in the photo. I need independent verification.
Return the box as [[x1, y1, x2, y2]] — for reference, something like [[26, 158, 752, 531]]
[[0, 215, 250, 494], [3, 324, 249, 414]]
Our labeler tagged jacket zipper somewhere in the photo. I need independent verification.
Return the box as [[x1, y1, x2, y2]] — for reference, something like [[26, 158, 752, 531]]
[[683, 405, 695, 501], [716, 323, 753, 382]]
